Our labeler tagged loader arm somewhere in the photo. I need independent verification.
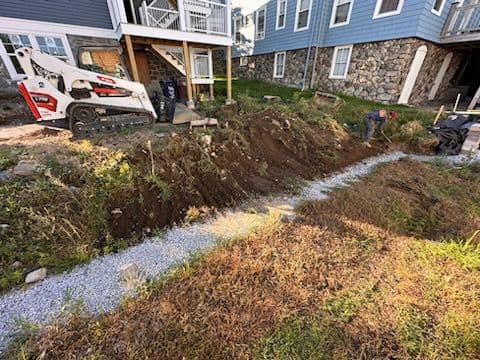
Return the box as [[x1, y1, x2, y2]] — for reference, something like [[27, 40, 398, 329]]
[[15, 47, 157, 136]]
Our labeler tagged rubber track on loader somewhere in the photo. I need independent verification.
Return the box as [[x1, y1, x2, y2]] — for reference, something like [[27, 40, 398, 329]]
[[69, 103, 155, 138]]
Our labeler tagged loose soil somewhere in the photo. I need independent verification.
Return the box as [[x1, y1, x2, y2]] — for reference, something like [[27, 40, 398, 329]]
[[0, 102, 380, 292], [11, 160, 480, 359], [110, 108, 380, 238]]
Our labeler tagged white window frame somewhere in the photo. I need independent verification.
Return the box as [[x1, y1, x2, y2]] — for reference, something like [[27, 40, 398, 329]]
[[0, 31, 75, 81], [276, 0, 288, 30], [233, 16, 243, 44], [431, 0, 446, 16], [329, 45, 353, 79], [255, 6, 267, 40], [373, 0, 405, 19], [329, 0, 354, 28], [240, 56, 248, 66], [294, 0, 313, 31], [190, 48, 214, 84], [273, 51, 286, 78]]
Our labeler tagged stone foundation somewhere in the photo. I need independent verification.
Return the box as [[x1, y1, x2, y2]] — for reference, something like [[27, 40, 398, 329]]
[[227, 38, 463, 105], [145, 50, 182, 95], [231, 48, 315, 89]]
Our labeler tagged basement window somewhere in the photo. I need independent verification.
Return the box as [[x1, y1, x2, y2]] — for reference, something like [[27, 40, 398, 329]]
[[240, 56, 248, 66], [273, 51, 286, 78], [330, 0, 354, 27], [79, 47, 128, 80], [255, 6, 266, 40], [373, 0, 404, 19], [432, 0, 446, 16], [329, 45, 352, 79], [295, 0, 312, 31]]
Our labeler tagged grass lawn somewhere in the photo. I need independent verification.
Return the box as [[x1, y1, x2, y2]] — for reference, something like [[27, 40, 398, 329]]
[[10, 159, 480, 359]]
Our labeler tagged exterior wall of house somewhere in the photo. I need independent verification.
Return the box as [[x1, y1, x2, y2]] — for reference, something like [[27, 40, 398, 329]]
[[0, 0, 113, 29], [227, 37, 462, 105], [417, 0, 455, 42], [145, 51, 182, 95]]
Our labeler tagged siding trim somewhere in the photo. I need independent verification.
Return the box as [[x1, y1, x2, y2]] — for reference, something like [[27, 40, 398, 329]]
[[0, 17, 116, 39]]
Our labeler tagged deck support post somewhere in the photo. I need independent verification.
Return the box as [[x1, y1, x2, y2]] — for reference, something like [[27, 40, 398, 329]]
[[125, 35, 140, 82], [226, 45, 233, 105], [182, 41, 195, 109]]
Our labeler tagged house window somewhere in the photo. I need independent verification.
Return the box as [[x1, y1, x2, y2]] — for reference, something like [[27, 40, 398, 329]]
[[273, 51, 286, 78], [276, 0, 287, 30], [373, 0, 404, 19], [330, 0, 354, 27], [255, 6, 266, 40], [234, 16, 242, 44], [0, 34, 32, 76], [0, 32, 73, 81], [329, 45, 352, 79], [191, 48, 212, 80], [295, 0, 312, 31], [432, 0, 446, 16], [240, 56, 248, 66]]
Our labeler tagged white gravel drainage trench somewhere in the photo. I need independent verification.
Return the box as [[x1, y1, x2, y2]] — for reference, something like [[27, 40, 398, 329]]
[[0, 151, 478, 354]]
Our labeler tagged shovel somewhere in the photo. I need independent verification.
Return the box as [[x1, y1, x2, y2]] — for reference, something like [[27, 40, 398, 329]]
[[381, 130, 393, 144]]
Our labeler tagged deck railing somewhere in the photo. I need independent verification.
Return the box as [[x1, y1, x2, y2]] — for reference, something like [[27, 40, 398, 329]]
[[442, 2, 480, 40], [138, 0, 230, 36]]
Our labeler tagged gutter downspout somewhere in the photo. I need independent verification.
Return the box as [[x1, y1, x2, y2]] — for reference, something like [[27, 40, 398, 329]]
[[301, 1, 321, 91], [310, 0, 329, 89]]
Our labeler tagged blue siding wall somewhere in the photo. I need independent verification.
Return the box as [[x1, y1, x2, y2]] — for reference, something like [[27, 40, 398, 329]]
[[252, 0, 321, 55], [322, 0, 423, 47], [0, 0, 113, 29], [416, 0, 454, 42]]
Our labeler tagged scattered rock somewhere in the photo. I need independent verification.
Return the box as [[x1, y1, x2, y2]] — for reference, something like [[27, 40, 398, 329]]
[[111, 208, 123, 217], [283, 119, 291, 130], [0, 224, 9, 230], [201, 134, 212, 147], [120, 263, 145, 289], [271, 120, 282, 128], [12, 160, 39, 176], [263, 95, 281, 102], [10, 261, 22, 269], [0, 170, 13, 183], [25, 268, 47, 284]]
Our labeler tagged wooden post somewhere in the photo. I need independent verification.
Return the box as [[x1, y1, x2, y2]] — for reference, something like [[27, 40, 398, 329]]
[[226, 45, 232, 104], [125, 35, 140, 82], [182, 41, 194, 109], [209, 83, 215, 101]]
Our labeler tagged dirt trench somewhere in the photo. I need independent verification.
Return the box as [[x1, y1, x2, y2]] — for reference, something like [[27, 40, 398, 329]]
[[108, 109, 380, 239]]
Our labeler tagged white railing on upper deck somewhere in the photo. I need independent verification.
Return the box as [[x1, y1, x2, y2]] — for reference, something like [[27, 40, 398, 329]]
[[138, 0, 230, 37], [442, 1, 480, 39]]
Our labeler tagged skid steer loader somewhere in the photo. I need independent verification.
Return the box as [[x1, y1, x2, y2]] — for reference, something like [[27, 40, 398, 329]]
[[15, 47, 157, 137]]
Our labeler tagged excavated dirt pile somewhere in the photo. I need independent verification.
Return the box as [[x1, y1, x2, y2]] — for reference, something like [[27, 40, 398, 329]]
[[109, 108, 379, 238]]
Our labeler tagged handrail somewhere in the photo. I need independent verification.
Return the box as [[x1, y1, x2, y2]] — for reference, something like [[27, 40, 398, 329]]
[[441, 1, 480, 38]]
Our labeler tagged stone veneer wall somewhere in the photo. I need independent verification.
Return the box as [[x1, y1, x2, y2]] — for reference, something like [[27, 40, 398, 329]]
[[232, 48, 315, 89], [145, 50, 182, 94], [227, 38, 463, 105], [212, 48, 226, 76]]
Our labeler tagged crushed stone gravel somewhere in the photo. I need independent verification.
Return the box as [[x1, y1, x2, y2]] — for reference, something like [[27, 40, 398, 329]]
[[0, 151, 478, 354]]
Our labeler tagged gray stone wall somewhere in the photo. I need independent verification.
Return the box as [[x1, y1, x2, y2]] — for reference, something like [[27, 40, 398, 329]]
[[212, 48, 226, 76], [231, 48, 315, 89], [145, 50, 182, 95]]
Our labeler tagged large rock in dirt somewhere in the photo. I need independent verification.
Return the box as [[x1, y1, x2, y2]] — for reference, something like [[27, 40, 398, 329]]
[[12, 160, 39, 176], [263, 95, 281, 102], [25, 268, 47, 284], [120, 263, 145, 289]]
